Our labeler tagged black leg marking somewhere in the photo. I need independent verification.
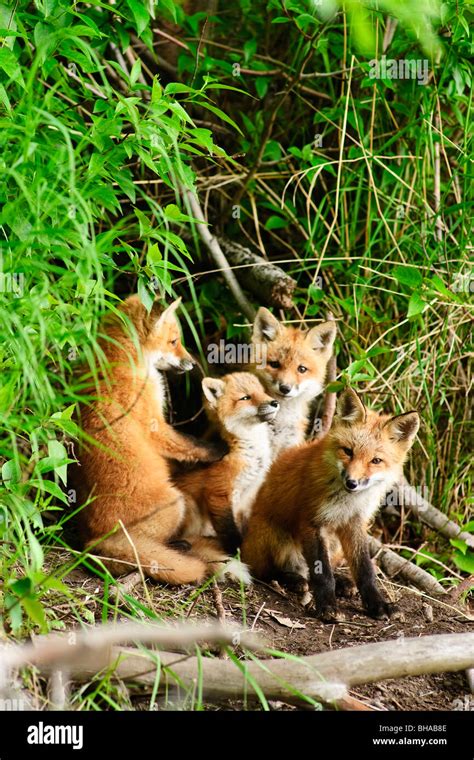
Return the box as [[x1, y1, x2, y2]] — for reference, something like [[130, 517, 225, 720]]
[[303, 532, 340, 621], [212, 511, 242, 556], [274, 571, 308, 594], [355, 546, 394, 619], [335, 573, 357, 599]]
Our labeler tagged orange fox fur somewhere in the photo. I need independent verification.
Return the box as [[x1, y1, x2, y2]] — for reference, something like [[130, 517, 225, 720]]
[[74, 295, 243, 585], [241, 388, 420, 619], [176, 372, 279, 551], [250, 307, 336, 456]]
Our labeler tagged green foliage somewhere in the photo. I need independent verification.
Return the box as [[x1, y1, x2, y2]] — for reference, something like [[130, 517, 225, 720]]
[[0, 0, 231, 632]]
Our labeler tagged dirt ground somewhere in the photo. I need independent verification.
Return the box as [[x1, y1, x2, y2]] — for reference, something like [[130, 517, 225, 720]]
[[58, 554, 473, 712], [227, 576, 473, 711]]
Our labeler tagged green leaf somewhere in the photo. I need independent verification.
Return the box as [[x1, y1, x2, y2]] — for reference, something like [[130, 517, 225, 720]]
[[393, 265, 423, 289], [453, 551, 474, 575], [147, 243, 162, 263], [243, 38, 257, 63], [164, 83, 197, 95], [158, 0, 178, 23], [126, 0, 150, 37], [325, 381, 346, 393], [27, 532, 44, 572], [0, 47, 25, 86], [255, 77, 270, 99], [138, 277, 155, 312], [427, 274, 455, 299], [47, 439, 68, 485], [130, 58, 142, 85], [196, 101, 243, 134], [308, 283, 324, 303], [265, 215, 288, 230], [450, 538, 467, 555], [29, 479, 69, 504], [50, 404, 76, 422], [407, 292, 426, 318], [2, 459, 21, 487], [5, 593, 22, 633], [9, 577, 33, 597], [0, 82, 11, 112], [22, 597, 47, 631]]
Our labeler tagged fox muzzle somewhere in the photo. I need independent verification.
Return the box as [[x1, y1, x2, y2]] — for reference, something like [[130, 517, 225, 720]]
[[257, 400, 279, 421]]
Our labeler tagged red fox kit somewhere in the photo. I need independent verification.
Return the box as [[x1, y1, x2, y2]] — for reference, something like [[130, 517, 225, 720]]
[[176, 372, 279, 552], [74, 295, 242, 585], [251, 307, 336, 456], [241, 388, 420, 620]]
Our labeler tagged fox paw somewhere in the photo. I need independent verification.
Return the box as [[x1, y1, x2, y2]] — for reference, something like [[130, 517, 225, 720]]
[[279, 572, 309, 594], [306, 603, 344, 623], [335, 574, 357, 599], [366, 599, 397, 620]]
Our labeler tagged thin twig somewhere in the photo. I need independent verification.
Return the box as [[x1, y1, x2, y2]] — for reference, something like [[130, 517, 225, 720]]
[[181, 187, 255, 320]]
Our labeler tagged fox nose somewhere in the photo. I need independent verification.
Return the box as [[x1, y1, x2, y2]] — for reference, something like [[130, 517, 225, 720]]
[[345, 478, 358, 491], [279, 384, 292, 395], [180, 358, 195, 372], [258, 400, 279, 418]]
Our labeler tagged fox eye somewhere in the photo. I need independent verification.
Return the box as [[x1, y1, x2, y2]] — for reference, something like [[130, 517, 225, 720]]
[[269, 361, 280, 369], [239, 395, 251, 401], [297, 365, 307, 373], [170, 338, 178, 347], [342, 447, 353, 457], [371, 457, 382, 465]]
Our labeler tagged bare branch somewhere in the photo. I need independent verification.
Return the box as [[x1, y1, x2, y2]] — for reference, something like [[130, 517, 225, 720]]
[[368, 535, 446, 596], [181, 188, 256, 321], [395, 476, 474, 550], [69, 632, 474, 707], [219, 238, 296, 309]]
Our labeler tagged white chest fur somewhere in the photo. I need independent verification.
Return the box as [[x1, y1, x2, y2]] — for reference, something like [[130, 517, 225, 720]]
[[145, 354, 166, 411], [269, 395, 309, 456], [317, 478, 395, 528], [231, 425, 272, 529]]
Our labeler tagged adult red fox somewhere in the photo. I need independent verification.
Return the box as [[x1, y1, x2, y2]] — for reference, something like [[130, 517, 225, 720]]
[[176, 372, 279, 553], [74, 295, 245, 584], [250, 307, 336, 456], [241, 388, 420, 619]]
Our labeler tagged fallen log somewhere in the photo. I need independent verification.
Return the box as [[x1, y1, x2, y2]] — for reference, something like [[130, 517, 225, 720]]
[[368, 535, 446, 596], [219, 238, 297, 309], [1, 621, 262, 678], [393, 476, 474, 550], [65, 632, 474, 707]]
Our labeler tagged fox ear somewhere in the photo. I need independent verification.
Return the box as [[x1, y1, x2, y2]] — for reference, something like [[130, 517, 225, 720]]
[[154, 298, 182, 329], [306, 320, 337, 351], [202, 377, 226, 407], [252, 307, 281, 342], [336, 388, 366, 423], [384, 412, 419, 446]]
